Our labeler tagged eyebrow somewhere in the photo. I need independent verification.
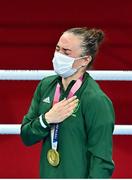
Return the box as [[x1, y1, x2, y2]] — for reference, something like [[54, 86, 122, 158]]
[[56, 44, 72, 51]]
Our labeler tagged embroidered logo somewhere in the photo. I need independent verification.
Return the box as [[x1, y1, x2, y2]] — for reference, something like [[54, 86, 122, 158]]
[[43, 97, 50, 103], [71, 102, 80, 117]]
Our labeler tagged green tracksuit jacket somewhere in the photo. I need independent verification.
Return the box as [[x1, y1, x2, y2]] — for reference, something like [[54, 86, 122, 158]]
[[20, 72, 115, 178]]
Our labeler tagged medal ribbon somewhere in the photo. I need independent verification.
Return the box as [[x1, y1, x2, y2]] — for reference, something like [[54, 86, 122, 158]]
[[51, 76, 83, 151]]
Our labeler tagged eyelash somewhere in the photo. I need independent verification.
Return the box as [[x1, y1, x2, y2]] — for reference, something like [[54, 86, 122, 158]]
[[56, 48, 59, 51], [64, 52, 69, 56], [55, 48, 69, 56]]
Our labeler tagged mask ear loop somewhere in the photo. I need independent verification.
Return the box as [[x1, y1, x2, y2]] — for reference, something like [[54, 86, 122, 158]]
[[75, 56, 92, 68], [75, 56, 88, 60]]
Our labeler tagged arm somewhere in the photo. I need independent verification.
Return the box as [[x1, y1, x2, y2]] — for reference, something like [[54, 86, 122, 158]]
[[20, 80, 78, 146], [83, 94, 115, 178], [20, 81, 51, 146]]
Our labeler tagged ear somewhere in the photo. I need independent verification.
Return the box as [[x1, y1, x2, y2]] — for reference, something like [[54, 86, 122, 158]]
[[87, 56, 92, 62], [82, 56, 92, 66]]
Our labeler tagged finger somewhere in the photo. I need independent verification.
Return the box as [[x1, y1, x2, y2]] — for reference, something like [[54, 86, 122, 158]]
[[59, 98, 66, 103], [67, 96, 77, 103], [64, 98, 79, 109], [54, 96, 78, 111], [68, 98, 79, 106], [59, 104, 75, 116], [54, 98, 66, 107], [62, 96, 78, 106], [66, 104, 77, 113], [62, 102, 77, 114], [63, 110, 74, 119], [59, 103, 78, 120]]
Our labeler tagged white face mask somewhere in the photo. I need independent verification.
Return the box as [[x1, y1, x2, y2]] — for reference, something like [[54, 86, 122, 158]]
[[52, 52, 86, 78]]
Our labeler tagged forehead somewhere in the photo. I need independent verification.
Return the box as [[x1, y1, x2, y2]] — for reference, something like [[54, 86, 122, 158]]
[[57, 32, 82, 50]]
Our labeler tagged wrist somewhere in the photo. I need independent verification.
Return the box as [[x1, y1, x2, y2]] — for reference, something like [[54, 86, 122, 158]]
[[45, 112, 52, 124]]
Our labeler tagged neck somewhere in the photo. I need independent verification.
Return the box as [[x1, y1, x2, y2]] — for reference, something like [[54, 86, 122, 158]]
[[62, 69, 85, 90]]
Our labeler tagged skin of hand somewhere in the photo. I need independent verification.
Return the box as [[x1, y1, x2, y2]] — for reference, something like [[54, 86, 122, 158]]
[[45, 96, 79, 124]]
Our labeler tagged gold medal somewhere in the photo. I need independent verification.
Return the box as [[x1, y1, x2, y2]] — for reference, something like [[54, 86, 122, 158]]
[[47, 149, 60, 166]]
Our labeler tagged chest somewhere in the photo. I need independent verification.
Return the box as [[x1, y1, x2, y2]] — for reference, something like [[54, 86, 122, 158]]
[[38, 85, 86, 139]]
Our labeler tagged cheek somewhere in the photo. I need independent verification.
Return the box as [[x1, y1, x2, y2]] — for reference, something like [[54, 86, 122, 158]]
[[72, 60, 82, 69]]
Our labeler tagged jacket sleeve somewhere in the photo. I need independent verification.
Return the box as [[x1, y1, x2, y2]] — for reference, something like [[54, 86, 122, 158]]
[[83, 94, 115, 178], [20, 80, 51, 146]]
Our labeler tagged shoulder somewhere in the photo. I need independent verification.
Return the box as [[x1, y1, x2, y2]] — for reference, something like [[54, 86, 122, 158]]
[[81, 73, 115, 130], [34, 75, 59, 94], [82, 73, 107, 101], [40, 75, 59, 86], [82, 73, 114, 116]]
